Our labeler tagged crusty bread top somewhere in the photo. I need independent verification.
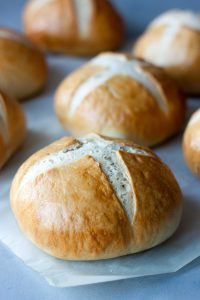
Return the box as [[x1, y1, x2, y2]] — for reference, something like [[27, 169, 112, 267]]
[[25, 0, 93, 38], [23, 0, 55, 12], [0, 27, 47, 100], [15, 134, 154, 221], [187, 108, 200, 127], [24, 0, 124, 55], [0, 28, 35, 48], [67, 53, 168, 117], [11, 134, 182, 260], [144, 10, 200, 63], [149, 10, 200, 32]]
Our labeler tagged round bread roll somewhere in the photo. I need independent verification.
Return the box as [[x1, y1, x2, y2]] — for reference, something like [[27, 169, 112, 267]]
[[0, 27, 47, 100], [133, 10, 200, 94], [55, 52, 186, 147], [10, 134, 182, 260], [0, 91, 26, 168], [23, 0, 124, 56], [183, 109, 200, 178]]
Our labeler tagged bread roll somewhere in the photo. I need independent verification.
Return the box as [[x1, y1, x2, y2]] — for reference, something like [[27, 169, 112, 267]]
[[183, 109, 200, 178], [23, 0, 124, 56], [55, 52, 186, 147], [0, 91, 26, 168], [0, 27, 47, 100], [10, 134, 182, 260], [133, 10, 200, 94]]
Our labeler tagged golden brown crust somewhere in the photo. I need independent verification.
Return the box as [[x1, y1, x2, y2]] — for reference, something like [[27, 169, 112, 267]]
[[133, 25, 200, 95], [183, 112, 200, 178], [0, 27, 47, 100], [10, 134, 182, 260], [10, 136, 77, 192], [0, 91, 26, 168], [11, 155, 132, 259], [23, 0, 124, 55], [119, 151, 182, 251], [55, 53, 186, 147]]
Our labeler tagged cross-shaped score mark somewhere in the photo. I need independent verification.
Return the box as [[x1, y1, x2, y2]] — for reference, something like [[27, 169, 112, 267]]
[[16, 136, 152, 222], [68, 53, 168, 117], [25, 0, 93, 38], [146, 11, 200, 66]]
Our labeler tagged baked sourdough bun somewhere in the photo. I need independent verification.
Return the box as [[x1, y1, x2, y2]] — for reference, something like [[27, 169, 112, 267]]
[[10, 134, 182, 260], [0, 91, 26, 168], [133, 10, 200, 95], [0, 27, 47, 100], [183, 109, 200, 178], [55, 52, 186, 146], [23, 0, 124, 56]]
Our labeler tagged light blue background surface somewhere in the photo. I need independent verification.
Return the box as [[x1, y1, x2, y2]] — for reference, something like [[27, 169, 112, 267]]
[[0, 0, 200, 299]]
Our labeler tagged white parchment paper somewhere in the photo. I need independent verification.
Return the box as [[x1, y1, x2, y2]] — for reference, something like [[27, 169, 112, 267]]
[[0, 57, 200, 287]]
